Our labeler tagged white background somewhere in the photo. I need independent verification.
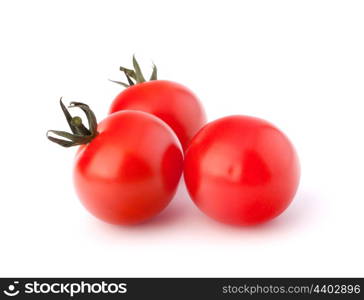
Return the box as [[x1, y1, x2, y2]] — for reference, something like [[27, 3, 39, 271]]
[[0, 0, 363, 277]]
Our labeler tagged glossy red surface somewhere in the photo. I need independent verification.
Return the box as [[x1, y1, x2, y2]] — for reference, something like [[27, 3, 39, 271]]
[[109, 80, 206, 151], [74, 110, 183, 225], [184, 115, 300, 225]]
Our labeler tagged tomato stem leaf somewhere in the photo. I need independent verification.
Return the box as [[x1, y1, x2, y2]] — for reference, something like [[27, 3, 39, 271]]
[[150, 64, 157, 81], [47, 99, 98, 148], [132, 55, 146, 83], [110, 55, 158, 88], [108, 79, 130, 88]]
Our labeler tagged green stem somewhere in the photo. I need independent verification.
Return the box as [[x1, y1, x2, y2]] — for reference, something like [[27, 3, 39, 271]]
[[110, 55, 158, 87], [47, 98, 98, 148]]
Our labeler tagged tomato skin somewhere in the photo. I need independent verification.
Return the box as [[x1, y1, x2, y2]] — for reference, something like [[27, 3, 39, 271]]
[[73, 110, 183, 225], [109, 80, 206, 151], [184, 115, 300, 226]]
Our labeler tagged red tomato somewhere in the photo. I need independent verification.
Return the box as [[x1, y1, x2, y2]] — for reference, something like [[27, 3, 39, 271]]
[[73, 110, 183, 225], [184, 115, 300, 226], [109, 80, 206, 151], [48, 100, 184, 225]]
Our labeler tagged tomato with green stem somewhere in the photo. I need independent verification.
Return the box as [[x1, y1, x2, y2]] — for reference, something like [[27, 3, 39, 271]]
[[109, 56, 206, 151], [47, 99, 183, 225]]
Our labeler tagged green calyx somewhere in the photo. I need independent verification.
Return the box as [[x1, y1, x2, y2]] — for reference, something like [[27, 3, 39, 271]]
[[109, 55, 157, 88], [46, 98, 98, 147]]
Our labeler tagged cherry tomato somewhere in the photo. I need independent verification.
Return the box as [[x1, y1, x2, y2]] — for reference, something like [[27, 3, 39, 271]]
[[184, 115, 300, 226], [109, 80, 206, 151], [74, 110, 183, 225], [48, 101, 183, 225]]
